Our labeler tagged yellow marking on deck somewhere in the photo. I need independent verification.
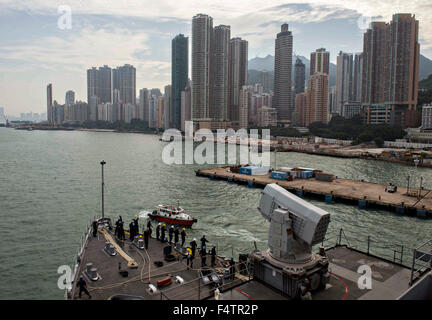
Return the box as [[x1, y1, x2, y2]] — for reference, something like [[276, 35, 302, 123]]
[[99, 228, 138, 268]]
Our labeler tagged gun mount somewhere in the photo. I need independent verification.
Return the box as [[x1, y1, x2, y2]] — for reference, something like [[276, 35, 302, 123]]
[[251, 184, 331, 299]]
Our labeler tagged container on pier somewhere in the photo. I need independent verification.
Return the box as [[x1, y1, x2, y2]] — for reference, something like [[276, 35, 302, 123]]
[[270, 171, 288, 180]]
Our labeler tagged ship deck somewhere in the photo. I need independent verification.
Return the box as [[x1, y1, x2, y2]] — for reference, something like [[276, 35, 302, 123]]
[[218, 246, 412, 300], [71, 226, 413, 300], [72, 228, 250, 300]]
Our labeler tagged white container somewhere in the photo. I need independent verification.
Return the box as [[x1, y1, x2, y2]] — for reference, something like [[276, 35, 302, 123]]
[[250, 166, 270, 175]]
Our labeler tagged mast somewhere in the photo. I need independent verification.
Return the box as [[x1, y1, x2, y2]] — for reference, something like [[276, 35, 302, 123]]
[[100, 160, 106, 219]]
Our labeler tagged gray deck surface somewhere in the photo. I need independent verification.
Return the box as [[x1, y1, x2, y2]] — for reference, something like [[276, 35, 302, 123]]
[[217, 246, 412, 300], [73, 229, 412, 300], [73, 229, 247, 300]]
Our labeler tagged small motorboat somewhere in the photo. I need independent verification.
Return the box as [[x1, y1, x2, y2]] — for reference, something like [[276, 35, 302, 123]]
[[139, 201, 197, 227]]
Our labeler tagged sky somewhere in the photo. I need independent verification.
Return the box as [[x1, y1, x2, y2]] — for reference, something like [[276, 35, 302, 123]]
[[0, 0, 431, 115]]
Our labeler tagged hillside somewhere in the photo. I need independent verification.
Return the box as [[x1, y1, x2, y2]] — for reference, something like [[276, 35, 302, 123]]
[[248, 53, 432, 89], [419, 74, 432, 89], [248, 54, 337, 87], [420, 55, 432, 80]]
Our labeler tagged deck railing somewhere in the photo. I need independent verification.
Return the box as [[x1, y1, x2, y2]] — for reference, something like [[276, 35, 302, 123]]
[[319, 228, 410, 267], [409, 239, 432, 285]]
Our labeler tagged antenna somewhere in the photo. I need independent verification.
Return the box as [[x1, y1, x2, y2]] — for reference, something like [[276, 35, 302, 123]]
[[100, 160, 106, 219]]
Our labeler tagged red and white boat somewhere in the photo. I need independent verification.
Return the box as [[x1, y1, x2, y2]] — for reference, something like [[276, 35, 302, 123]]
[[139, 201, 197, 227]]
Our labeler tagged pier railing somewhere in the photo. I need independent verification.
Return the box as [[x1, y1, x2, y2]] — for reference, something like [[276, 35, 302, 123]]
[[320, 228, 409, 267]]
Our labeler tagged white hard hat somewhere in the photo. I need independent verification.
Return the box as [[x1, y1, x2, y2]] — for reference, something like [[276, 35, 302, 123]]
[[193, 238, 197, 241]]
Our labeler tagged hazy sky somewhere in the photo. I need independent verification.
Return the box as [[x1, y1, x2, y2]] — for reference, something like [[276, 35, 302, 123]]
[[0, 0, 431, 115]]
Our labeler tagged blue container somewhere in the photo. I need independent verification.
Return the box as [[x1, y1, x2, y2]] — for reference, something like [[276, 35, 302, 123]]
[[228, 177, 233, 182], [270, 171, 288, 180], [239, 166, 251, 174], [302, 170, 313, 179]]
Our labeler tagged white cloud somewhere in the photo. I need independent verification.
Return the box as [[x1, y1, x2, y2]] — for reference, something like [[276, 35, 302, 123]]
[[0, 0, 431, 114], [0, 25, 166, 113]]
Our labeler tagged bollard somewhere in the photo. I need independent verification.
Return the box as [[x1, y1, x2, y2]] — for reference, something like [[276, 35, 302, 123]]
[[325, 194, 332, 204]]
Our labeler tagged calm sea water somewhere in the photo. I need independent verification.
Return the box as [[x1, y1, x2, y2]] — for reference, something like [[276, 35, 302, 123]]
[[0, 127, 431, 299]]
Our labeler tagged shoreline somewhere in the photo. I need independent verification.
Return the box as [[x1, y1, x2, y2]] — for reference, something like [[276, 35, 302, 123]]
[[8, 126, 431, 167], [277, 147, 432, 168]]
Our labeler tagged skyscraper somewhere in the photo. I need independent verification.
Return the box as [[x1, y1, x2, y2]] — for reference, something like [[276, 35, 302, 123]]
[[361, 14, 419, 126], [87, 67, 98, 103], [294, 92, 307, 126], [98, 65, 112, 104], [210, 24, 230, 122], [163, 85, 172, 129], [386, 14, 419, 115], [310, 48, 330, 75], [260, 71, 271, 93], [239, 85, 252, 128], [229, 37, 248, 122], [352, 53, 363, 102], [47, 83, 53, 124], [361, 21, 388, 107], [306, 73, 329, 125], [112, 68, 120, 92], [65, 90, 75, 105], [192, 14, 213, 122], [149, 94, 158, 128], [139, 88, 150, 123], [117, 64, 136, 105], [336, 51, 353, 114], [273, 23, 293, 122], [294, 58, 305, 94], [87, 66, 112, 104], [181, 84, 192, 132], [171, 34, 189, 129]]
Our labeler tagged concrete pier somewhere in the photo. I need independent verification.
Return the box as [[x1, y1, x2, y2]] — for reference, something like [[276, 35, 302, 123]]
[[196, 166, 432, 217]]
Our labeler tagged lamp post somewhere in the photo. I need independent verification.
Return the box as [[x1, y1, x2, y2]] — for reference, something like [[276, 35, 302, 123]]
[[100, 160, 106, 219], [406, 176, 410, 195], [413, 157, 419, 196]]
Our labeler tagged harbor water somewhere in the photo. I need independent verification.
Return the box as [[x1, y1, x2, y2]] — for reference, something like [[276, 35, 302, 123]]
[[1, 127, 432, 299]]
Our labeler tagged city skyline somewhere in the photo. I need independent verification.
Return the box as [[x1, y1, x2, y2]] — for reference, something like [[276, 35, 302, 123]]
[[2, 1, 432, 115]]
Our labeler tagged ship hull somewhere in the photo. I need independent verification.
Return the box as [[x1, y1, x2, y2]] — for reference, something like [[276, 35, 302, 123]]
[[148, 214, 197, 227]]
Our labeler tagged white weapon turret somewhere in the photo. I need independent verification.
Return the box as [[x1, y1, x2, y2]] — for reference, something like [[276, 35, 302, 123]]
[[258, 184, 330, 264]]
